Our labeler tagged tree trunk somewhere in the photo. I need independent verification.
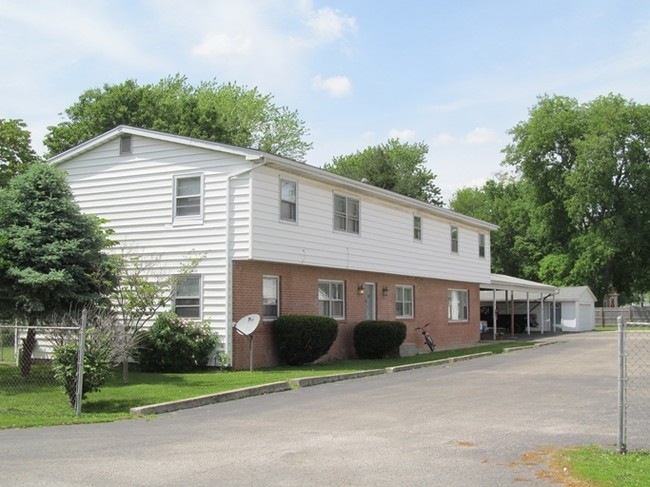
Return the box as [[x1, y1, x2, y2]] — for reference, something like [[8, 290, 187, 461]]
[[19, 328, 37, 377]]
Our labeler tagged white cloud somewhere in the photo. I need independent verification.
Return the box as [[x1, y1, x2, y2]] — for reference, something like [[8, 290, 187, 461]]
[[312, 75, 352, 97], [307, 7, 357, 43], [430, 133, 457, 146], [388, 128, 416, 140], [465, 127, 503, 145], [191, 33, 254, 57]]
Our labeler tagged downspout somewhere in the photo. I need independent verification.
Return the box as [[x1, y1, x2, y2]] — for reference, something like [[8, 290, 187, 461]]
[[224, 156, 268, 366]]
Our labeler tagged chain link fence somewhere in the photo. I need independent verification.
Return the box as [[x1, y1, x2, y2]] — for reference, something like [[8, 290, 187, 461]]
[[0, 318, 86, 425], [617, 317, 650, 452]]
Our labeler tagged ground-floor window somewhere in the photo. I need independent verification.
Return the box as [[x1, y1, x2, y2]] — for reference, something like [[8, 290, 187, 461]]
[[448, 288, 468, 321], [318, 280, 345, 319], [174, 274, 202, 319], [396, 285, 414, 318], [263, 276, 280, 320]]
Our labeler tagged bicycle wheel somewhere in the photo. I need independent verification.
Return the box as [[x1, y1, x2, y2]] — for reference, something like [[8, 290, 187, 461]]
[[425, 335, 435, 352]]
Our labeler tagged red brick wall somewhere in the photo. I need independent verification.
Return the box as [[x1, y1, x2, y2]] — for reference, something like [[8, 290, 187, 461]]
[[231, 260, 481, 370]]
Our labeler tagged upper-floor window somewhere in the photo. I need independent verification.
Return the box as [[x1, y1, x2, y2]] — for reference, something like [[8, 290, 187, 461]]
[[413, 216, 422, 241], [280, 179, 297, 222], [174, 274, 202, 319], [318, 280, 345, 319], [451, 225, 459, 253], [263, 276, 280, 320], [396, 285, 414, 318], [448, 289, 468, 322], [334, 194, 360, 234], [478, 233, 486, 258], [174, 175, 202, 218]]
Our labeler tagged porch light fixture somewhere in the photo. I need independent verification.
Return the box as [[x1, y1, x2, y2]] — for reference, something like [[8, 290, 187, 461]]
[[358, 284, 365, 295], [382, 286, 389, 297]]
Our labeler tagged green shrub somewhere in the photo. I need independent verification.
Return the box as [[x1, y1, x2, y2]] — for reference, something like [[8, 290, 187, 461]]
[[52, 330, 113, 408], [272, 314, 338, 365], [353, 320, 407, 359], [135, 312, 220, 373]]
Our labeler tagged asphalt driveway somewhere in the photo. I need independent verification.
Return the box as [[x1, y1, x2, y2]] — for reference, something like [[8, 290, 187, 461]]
[[0, 332, 618, 486]]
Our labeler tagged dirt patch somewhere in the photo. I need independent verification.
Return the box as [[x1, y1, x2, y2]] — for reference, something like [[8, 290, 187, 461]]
[[508, 447, 595, 486]]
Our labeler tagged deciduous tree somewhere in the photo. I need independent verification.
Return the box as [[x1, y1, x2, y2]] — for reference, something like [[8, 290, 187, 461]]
[[324, 139, 442, 205], [0, 118, 42, 188], [44, 75, 312, 161]]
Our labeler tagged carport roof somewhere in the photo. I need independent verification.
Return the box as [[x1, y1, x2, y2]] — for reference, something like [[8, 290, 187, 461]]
[[481, 273, 558, 295]]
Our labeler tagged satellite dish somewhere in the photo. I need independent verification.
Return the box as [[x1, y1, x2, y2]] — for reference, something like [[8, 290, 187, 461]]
[[234, 314, 260, 336]]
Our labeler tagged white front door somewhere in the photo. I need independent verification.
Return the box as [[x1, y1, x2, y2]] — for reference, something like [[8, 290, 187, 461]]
[[364, 283, 376, 320]]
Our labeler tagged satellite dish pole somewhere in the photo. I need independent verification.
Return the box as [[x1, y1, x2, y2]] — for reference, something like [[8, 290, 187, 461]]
[[233, 314, 261, 372]]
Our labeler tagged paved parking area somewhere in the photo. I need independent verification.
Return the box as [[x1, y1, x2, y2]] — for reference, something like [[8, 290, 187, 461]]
[[0, 332, 618, 486]]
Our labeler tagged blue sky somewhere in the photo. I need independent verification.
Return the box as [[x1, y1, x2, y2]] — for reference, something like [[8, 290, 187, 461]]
[[2, 0, 650, 203]]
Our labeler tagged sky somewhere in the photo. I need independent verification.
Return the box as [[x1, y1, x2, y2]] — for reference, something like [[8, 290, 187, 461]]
[[2, 0, 650, 203]]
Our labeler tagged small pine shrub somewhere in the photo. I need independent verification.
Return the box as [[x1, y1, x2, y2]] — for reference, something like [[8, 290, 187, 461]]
[[272, 314, 338, 365], [353, 320, 407, 359], [135, 312, 219, 373], [52, 330, 113, 408]]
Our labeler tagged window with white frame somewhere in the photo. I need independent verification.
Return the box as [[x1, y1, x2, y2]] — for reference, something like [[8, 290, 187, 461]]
[[451, 225, 459, 253], [174, 175, 202, 218], [478, 233, 485, 258], [448, 289, 468, 321], [413, 215, 422, 241], [318, 280, 345, 319], [396, 285, 414, 318], [280, 179, 297, 222], [263, 276, 280, 320], [333, 194, 360, 234], [174, 275, 202, 319]]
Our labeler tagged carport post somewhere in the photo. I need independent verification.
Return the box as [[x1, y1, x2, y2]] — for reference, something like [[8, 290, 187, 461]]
[[526, 293, 531, 335], [617, 316, 626, 453]]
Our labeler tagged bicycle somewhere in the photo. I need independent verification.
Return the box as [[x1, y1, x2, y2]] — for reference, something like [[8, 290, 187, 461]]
[[415, 323, 435, 352]]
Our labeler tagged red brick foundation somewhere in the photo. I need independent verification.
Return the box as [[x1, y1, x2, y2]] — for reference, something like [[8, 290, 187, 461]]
[[231, 260, 480, 370]]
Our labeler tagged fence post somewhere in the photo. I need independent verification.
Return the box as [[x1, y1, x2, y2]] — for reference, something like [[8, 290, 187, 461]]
[[75, 308, 87, 417], [617, 315, 626, 453]]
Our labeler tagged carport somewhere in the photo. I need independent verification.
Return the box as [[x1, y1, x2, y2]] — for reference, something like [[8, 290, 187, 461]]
[[480, 273, 559, 340]]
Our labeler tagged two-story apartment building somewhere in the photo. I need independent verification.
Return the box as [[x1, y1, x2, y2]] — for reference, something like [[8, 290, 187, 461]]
[[50, 126, 498, 369]]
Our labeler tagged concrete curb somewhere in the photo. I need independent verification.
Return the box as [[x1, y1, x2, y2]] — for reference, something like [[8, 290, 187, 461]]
[[129, 346, 553, 416]]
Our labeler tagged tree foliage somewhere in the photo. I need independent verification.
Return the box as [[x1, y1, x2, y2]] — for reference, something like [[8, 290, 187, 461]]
[[0, 118, 42, 188], [44, 75, 312, 161], [110, 251, 201, 383], [324, 139, 442, 205], [0, 163, 115, 374], [454, 93, 650, 304]]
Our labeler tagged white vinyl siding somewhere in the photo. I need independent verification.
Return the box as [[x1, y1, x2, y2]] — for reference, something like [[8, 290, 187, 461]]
[[249, 168, 492, 284], [263, 276, 279, 320], [318, 280, 345, 319], [55, 135, 255, 365], [396, 285, 413, 318], [448, 289, 468, 322]]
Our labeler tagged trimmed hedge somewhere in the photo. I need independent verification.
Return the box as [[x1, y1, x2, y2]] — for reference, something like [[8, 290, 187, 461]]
[[353, 320, 407, 359], [272, 314, 338, 365]]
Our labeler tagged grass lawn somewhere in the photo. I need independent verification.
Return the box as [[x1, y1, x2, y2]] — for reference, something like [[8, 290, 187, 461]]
[[554, 445, 650, 487], [1, 341, 531, 429]]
